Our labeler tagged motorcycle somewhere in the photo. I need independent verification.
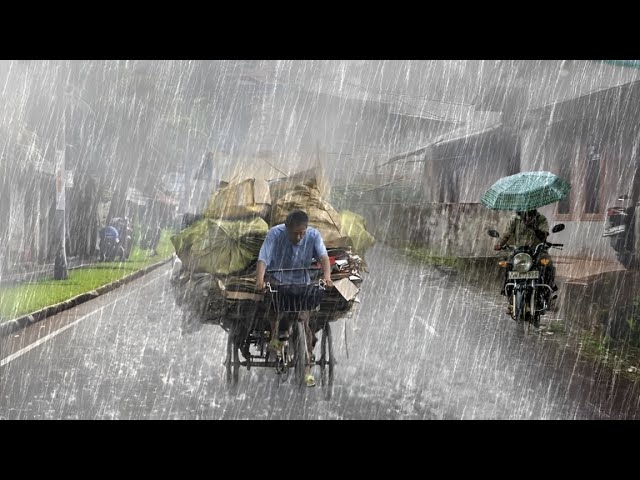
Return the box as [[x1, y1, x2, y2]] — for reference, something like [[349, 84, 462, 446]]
[[487, 224, 565, 333], [603, 194, 637, 269], [109, 217, 134, 260], [98, 226, 125, 262]]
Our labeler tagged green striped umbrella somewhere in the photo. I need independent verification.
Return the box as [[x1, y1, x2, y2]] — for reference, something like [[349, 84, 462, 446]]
[[481, 171, 571, 211]]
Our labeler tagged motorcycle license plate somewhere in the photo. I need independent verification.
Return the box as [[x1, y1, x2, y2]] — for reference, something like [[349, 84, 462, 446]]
[[508, 271, 539, 280]]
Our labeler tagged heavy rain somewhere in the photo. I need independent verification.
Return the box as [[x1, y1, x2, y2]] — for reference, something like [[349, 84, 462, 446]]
[[1, 60, 640, 419]]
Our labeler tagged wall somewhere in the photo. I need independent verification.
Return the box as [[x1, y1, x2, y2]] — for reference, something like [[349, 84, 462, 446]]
[[519, 85, 640, 262], [348, 192, 505, 258], [422, 126, 520, 204]]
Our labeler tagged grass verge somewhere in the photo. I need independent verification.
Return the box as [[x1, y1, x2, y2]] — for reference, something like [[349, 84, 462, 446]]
[[576, 326, 640, 383], [400, 244, 460, 268], [0, 230, 175, 321]]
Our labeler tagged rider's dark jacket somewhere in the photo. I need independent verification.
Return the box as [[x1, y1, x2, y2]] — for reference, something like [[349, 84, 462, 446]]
[[500, 212, 549, 247]]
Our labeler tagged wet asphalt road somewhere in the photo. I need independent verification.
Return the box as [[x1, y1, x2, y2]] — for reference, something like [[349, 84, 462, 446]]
[[2, 243, 639, 419]]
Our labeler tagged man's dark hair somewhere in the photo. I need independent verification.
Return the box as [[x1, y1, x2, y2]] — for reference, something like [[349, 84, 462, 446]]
[[285, 210, 309, 227]]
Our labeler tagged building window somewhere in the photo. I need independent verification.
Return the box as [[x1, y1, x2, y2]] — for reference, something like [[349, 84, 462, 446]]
[[584, 136, 601, 214]]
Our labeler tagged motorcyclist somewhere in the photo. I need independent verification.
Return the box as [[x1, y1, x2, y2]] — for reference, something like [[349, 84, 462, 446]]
[[494, 209, 549, 251], [494, 209, 558, 312], [109, 217, 133, 259], [98, 225, 120, 261]]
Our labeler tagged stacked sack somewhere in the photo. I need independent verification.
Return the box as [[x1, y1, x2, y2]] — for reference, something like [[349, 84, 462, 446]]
[[171, 177, 271, 325]]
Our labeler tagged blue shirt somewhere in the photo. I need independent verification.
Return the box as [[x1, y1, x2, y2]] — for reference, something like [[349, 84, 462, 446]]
[[258, 224, 328, 285]]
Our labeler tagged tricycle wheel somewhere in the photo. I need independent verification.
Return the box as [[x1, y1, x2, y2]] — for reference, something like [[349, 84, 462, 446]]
[[320, 321, 334, 400], [226, 333, 240, 387], [294, 323, 307, 389]]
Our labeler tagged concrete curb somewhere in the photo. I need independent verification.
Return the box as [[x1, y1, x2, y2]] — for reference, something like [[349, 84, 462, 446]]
[[0, 257, 173, 338]]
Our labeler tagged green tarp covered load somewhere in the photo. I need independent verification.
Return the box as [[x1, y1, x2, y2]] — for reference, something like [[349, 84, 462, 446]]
[[171, 217, 268, 276], [339, 210, 376, 256], [174, 273, 229, 325], [172, 165, 376, 329]]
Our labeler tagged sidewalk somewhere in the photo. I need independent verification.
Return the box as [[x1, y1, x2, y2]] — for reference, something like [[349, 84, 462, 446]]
[[554, 256, 627, 286]]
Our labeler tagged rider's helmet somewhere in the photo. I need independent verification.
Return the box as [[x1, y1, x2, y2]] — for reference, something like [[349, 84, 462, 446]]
[[103, 225, 119, 240]]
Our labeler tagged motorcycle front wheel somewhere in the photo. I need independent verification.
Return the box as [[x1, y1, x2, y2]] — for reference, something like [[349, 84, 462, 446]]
[[525, 289, 537, 334], [514, 290, 525, 324]]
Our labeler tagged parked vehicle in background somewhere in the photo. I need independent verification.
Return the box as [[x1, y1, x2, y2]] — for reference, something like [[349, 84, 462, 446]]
[[98, 225, 124, 262], [603, 194, 637, 269], [109, 217, 134, 260]]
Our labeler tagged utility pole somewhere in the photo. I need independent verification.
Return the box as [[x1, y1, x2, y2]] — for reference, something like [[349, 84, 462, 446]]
[[53, 72, 70, 280]]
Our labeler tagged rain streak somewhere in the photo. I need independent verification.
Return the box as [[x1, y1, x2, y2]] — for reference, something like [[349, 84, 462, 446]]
[[1, 60, 640, 419]]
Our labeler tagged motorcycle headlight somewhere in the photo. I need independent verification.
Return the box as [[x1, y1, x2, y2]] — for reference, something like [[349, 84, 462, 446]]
[[512, 253, 533, 272]]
